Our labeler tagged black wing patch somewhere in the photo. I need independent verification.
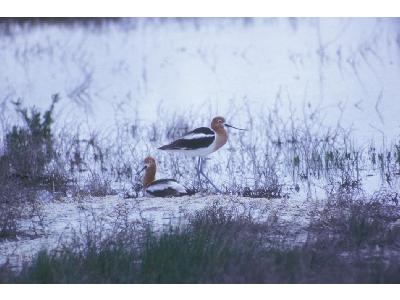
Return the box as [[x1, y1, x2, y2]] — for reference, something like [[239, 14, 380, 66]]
[[187, 127, 214, 135], [158, 127, 215, 150]]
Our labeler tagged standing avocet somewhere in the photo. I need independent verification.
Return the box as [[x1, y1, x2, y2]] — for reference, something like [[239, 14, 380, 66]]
[[138, 156, 191, 197], [158, 116, 246, 192]]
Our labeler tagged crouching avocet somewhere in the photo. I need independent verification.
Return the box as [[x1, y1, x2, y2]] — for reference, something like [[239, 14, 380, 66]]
[[158, 116, 246, 192], [138, 156, 191, 197]]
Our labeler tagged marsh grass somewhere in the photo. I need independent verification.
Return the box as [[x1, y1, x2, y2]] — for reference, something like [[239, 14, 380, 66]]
[[59, 103, 400, 199], [2, 198, 399, 284], [0, 179, 44, 240], [311, 196, 400, 249], [1, 94, 399, 199]]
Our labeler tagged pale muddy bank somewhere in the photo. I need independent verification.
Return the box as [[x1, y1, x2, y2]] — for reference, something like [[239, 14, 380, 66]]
[[0, 194, 315, 270]]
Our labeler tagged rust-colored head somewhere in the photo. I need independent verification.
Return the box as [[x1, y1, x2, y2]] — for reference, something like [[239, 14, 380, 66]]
[[144, 156, 156, 167], [210, 116, 228, 150], [142, 156, 156, 187], [210, 116, 226, 133]]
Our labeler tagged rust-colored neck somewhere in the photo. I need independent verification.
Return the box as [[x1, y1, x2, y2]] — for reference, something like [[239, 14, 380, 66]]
[[143, 165, 156, 187], [214, 127, 228, 151]]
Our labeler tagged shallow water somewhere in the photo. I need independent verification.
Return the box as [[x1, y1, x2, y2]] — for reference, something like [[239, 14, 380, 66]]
[[1, 18, 399, 142]]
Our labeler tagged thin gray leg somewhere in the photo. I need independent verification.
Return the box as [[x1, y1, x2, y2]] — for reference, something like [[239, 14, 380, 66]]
[[196, 157, 203, 190], [199, 157, 222, 194]]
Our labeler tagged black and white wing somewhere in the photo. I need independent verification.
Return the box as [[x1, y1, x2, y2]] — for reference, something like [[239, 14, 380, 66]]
[[146, 179, 189, 197], [158, 127, 215, 150]]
